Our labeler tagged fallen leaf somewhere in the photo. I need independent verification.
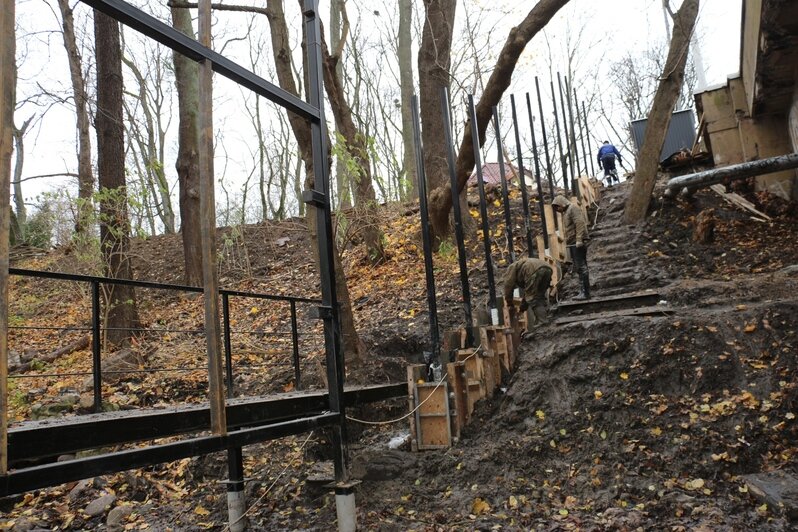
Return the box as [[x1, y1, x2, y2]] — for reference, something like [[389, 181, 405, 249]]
[[620, 372, 629, 380], [535, 410, 545, 420], [194, 505, 210, 516], [744, 323, 757, 333], [594, 390, 603, 400], [472, 498, 491, 515]]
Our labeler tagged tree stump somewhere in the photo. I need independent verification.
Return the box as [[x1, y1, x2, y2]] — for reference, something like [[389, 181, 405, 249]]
[[693, 208, 716, 244]]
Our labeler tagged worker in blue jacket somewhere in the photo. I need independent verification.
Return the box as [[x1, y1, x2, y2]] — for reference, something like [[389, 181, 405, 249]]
[[597, 141, 622, 186]]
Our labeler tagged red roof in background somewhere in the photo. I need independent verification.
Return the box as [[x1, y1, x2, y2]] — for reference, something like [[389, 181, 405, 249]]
[[467, 162, 532, 186]]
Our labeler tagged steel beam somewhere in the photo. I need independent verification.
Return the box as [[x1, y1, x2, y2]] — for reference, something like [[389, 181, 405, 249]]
[[2, 413, 339, 496], [80, 0, 319, 120], [509, 95, 535, 253], [492, 107, 515, 262]]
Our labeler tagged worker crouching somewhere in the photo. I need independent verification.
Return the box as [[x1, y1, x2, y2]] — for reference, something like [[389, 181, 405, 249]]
[[552, 195, 590, 300], [503, 258, 553, 329]]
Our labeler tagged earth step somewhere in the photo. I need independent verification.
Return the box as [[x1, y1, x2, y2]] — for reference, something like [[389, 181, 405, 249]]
[[592, 273, 645, 290], [555, 290, 662, 315], [743, 471, 798, 520], [553, 305, 674, 325]]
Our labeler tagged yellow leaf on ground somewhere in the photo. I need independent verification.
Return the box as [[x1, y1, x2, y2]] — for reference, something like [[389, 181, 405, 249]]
[[472, 498, 491, 515], [620, 372, 629, 380], [194, 505, 210, 516], [594, 390, 603, 399], [535, 410, 545, 420], [508, 495, 518, 509], [744, 323, 757, 333], [650, 427, 662, 436]]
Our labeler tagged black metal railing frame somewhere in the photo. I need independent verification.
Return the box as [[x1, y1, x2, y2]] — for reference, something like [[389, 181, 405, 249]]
[[9, 268, 321, 412]]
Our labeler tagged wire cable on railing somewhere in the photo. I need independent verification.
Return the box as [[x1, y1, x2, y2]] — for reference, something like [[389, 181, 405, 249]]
[[346, 343, 483, 426]]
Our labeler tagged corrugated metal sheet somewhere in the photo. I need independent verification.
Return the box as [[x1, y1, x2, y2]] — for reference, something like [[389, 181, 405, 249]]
[[630, 109, 697, 162]]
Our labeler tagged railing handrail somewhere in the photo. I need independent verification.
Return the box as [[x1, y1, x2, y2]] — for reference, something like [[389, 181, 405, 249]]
[[9, 268, 321, 304]]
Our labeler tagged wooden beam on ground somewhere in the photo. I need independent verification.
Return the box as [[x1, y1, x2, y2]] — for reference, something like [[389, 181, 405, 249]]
[[554, 305, 674, 325], [0, 0, 16, 475], [197, 0, 226, 435], [709, 184, 772, 221]]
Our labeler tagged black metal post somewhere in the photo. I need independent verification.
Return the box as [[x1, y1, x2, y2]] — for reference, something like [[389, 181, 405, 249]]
[[222, 293, 234, 397], [582, 101, 596, 177], [550, 79, 567, 194], [440, 87, 474, 346], [410, 94, 441, 369], [290, 301, 301, 390], [535, 76, 555, 199], [302, 0, 347, 483], [557, 73, 576, 194], [91, 281, 102, 413], [576, 93, 590, 178], [525, 93, 549, 251], [509, 94, 535, 253], [564, 77, 582, 180], [468, 95, 498, 324], [492, 107, 515, 263]]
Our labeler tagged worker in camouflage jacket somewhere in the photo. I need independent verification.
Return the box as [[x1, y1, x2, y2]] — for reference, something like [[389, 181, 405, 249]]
[[503, 257, 553, 327], [552, 195, 591, 300]]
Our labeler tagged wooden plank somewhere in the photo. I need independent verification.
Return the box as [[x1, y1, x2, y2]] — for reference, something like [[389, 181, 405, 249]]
[[543, 203, 556, 235], [554, 306, 674, 325], [415, 382, 450, 449], [417, 384, 447, 414], [710, 184, 772, 221], [536, 234, 546, 259], [407, 364, 424, 452], [446, 362, 469, 435]]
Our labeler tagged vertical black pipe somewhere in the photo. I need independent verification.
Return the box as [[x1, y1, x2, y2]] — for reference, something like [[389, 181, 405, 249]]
[[550, 79, 567, 193], [440, 88, 474, 346], [492, 107, 515, 263], [576, 93, 591, 178], [582, 101, 596, 176], [410, 94, 441, 365], [467, 95, 498, 322], [222, 293, 234, 397], [564, 77, 582, 180], [525, 93, 549, 251], [290, 300, 301, 390], [509, 94, 535, 253], [535, 76, 555, 199], [557, 73, 575, 192], [302, 0, 347, 483], [91, 281, 102, 413]]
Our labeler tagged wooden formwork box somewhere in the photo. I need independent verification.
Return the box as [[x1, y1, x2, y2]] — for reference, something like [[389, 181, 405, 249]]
[[480, 325, 511, 375], [455, 348, 484, 417], [502, 298, 528, 333], [406, 364, 452, 450], [446, 361, 469, 439]]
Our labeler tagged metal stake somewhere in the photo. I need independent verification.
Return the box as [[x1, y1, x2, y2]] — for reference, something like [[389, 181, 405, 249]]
[[535, 76, 555, 199], [91, 281, 102, 413], [550, 79, 567, 194], [290, 301, 301, 390], [557, 73, 575, 193], [410, 94, 441, 366], [564, 76, 581, 195], [222, 293, 234, 397], [575, 92, 590, 179], [509, 94, 535, 253], [440, 87, 474, 346], [525, 93, 549, 252], [492, 107, 515, 263], [582, 101, 596, 177], [468, 95, 498, 324]]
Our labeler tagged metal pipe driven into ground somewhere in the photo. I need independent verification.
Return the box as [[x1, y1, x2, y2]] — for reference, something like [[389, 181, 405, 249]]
[[525, 93, 550, 251], [576, 92, 591, 179], [664, 153, 798, 196], [410, 94, 441, 372], [492, 107, 516, 263], [550, 79, 568, 195], [535, 76, 556, 199], [441, 87, 475, 347], [557, 73, 576, 194], [564, 76, 580, 195], [581, 101, 596, 177], [468, 95, 499, 325], [510, 94, 536, 253]]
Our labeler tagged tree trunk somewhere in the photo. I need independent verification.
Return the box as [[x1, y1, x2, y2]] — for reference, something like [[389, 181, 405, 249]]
[[265, 0, 365, 363], [170, 7, 203, 286], [94, 11, 139, 347], [320, 28, 386, 264], [329, 0, 350, 210], [0, 0, 16, 475], [11, 117, 31, 229], [418, 0, 456, 196], [426, 0, 570, 244], [398, 0, 417, 200], [57, 0, 94, 234], [624, 0, 700, 224]]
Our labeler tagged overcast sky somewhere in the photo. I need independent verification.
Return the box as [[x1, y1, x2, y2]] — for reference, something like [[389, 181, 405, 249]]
[[13, 0, 742, 212]]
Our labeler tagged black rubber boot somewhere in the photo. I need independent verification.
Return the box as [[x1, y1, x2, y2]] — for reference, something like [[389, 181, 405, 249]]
[[581, 270, 591, 300]]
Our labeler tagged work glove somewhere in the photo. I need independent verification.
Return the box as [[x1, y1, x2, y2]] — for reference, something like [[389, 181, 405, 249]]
[[519, 300, 529, 312], [576, 241, 585, 249]]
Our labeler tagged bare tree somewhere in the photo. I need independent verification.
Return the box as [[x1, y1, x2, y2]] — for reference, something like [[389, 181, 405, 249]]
[[94, 11, 140, 346], [56, 0, 94, 234], [424, 0, 570, 244], [398, 0, 417, 199], [170, 6, 203, 286], [11, 116, 33, 228], [624, 0, 700, 224]]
